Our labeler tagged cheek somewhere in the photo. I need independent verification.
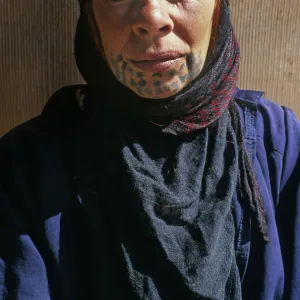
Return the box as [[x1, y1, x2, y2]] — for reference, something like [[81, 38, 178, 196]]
[[99, 27, 127, 58], [175, 0, 215, 50], [92, 0, 215, 75], [92, 1, 130, 56]]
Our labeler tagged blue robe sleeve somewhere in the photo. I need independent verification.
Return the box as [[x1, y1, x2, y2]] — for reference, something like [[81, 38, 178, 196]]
[[0, 184, 50, 299], [276, 106, 300, 299]]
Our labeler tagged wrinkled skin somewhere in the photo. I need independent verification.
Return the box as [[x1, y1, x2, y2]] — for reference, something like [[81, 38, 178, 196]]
[[92, 0, 215, 99]]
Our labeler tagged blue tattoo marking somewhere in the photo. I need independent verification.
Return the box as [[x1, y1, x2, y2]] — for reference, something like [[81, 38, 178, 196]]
[[155, 88, 164, 95], [179, 63, 185, 71], [121, 62, 127, 84], [138, 79, 147, 86], [186, 53, 197, 71], [154, 81, 161, 87], [152, 73, 162, 77], [163, 86, 170, 92], [171, 81, 179, 89], [128, 67, 134, 75], [179, 74, 188, 83], [168, 70, 177, 77], [131, 78, 138, 87], [110, 53, 123, 80], [186, 53, 203, 81], [136, 72, 143, 78]]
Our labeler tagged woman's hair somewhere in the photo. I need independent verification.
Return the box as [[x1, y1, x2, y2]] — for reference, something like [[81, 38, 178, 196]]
[[80, 0, 269, 241]]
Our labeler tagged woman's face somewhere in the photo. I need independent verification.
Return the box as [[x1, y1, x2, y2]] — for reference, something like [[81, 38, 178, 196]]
[[92, 0, 215, 99]]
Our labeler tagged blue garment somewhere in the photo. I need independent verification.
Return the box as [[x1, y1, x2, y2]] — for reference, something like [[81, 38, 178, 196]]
[[0, 85, 299, 299]]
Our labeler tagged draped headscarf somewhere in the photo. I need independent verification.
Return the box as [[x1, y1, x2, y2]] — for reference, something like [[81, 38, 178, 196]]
[[75, 0, 239, 136]]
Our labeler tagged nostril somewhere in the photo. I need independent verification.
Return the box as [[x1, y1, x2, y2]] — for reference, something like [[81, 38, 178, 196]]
[[159, 25, 170, 32], [139, 28, 148, 35], [135, 24, 172, 37]]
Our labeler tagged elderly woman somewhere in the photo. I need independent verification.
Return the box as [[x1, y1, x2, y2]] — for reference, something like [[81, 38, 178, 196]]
[[0, 0, 299, 299]]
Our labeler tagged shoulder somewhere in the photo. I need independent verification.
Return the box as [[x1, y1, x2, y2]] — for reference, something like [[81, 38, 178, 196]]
[[0, 84, 86, 155], [0, 84, 87, 189], [0, 85, 86, 234], [235, 87, 300, 149], [235, 87, 300, 187]]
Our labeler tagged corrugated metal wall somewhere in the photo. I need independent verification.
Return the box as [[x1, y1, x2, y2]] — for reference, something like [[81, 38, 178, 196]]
[[232, 0, 300, 111], [0, 1, 82, 136], [0, 0, 299, 136]]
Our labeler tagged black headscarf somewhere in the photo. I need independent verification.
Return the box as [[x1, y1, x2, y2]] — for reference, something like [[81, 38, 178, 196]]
[[75, 0, 239, 136], [72, 0, 243, 298]]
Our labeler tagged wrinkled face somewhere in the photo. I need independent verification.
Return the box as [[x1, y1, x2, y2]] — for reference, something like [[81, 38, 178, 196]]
[[92, 0, 215, 99]]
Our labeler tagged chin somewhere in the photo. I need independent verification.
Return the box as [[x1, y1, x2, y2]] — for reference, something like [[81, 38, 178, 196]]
[[130, 79, 186, 100], [134, 89, 180, 100]]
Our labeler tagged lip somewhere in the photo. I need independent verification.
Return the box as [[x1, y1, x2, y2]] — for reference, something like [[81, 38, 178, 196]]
[[130, 56, 184, 72], [133, 52, 184, 61]]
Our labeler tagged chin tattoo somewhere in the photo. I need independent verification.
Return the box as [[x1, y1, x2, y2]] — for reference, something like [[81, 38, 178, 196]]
[[109, 52, 204, 98]]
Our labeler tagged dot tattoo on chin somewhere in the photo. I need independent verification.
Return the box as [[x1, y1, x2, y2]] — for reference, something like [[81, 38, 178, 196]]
[[186, 52, 204, 81], [131, 78, 138, 87], [163, 86, 170, 92], [121, 62, 127, 84], [171, 81, 179, 89], [139, 79, 147, 87], [179, 74, 189, 83], [179, 63, 186, 71], [109, 52, 201, 97], [152, 73, 162, 78], [168, 69, 177, 77], [128, 67, 134, 75], [110, 53, 125, 82], [155, 88, 164, 95]]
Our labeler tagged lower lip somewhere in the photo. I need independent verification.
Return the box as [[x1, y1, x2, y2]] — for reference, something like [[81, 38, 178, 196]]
[[130, 57, 183, 72]]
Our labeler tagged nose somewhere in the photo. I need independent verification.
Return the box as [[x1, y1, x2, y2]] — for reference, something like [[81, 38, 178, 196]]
[[132, 0, 174, 39]]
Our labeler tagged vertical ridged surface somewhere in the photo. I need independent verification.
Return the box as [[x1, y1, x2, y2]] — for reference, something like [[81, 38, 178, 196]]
[[0, 1, 299, 135], [0, 1, 83, 136], [231, 0, 300, 110]]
